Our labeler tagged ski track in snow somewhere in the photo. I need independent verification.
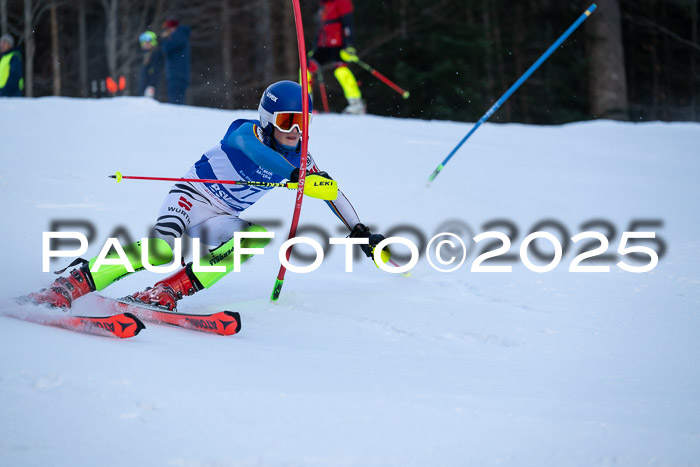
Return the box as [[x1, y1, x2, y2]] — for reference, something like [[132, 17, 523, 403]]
[[1, 97, 699, 466]]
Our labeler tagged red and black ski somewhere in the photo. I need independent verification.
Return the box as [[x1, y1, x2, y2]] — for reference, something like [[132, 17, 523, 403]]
[[96, 296, 242, 336], [7, 310, 145, 338]]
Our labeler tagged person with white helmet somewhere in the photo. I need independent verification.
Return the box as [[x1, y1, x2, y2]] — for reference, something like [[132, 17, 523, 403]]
[[27, 80, 387, 310]]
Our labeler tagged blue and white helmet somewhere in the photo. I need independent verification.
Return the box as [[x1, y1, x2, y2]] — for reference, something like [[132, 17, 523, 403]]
[[258, 80, 313, 134]]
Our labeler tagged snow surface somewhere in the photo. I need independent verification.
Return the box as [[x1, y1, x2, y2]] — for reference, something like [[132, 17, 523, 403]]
[[1, 97, 699, 466]]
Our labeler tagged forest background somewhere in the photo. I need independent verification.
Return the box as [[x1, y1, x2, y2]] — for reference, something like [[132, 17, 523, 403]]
[[1, 0, 698, 123]]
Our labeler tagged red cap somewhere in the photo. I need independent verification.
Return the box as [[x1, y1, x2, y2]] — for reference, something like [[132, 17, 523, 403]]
[[162, 19, 179, 29]]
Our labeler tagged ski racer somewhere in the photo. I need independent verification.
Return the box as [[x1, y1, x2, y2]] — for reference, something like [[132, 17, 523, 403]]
[[27, 80, 388, 310]]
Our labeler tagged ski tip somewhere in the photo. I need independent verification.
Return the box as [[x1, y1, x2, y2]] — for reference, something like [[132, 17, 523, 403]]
[[122, 312, 146, 336], [222, 311, 242, 335]]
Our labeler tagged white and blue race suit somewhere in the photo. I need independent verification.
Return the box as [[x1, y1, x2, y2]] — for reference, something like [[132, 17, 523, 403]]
[[153, 119, 361, 248]]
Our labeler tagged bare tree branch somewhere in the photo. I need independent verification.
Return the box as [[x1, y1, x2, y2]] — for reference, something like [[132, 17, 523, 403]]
[[624, 12, 700, 53]]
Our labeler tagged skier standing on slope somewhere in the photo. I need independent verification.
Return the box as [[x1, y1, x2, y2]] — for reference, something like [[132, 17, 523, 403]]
[[308, 0, 365, 114], [28, 81, 388, 310]]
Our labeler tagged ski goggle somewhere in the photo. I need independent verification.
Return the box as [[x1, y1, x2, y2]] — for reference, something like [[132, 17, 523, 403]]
[[271, 111, 313, 133]]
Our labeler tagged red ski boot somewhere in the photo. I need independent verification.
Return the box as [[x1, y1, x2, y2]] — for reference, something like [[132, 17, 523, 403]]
[[131, 263, 202, 311], [28, 265, 96, 309]]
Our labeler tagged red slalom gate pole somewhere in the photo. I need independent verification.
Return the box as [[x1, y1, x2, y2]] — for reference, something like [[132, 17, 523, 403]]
[[271, 0, 311, 302]]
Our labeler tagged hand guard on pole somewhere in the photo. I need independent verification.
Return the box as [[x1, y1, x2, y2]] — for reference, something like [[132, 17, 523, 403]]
[[287, 169, 338, 201], [340, 47, 359, 63]]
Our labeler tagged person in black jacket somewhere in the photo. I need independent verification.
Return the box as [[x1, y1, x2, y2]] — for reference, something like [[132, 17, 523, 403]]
[[137, 31, 163, 99], [0, 34, 23, 97], [160, 18, 191, 105]]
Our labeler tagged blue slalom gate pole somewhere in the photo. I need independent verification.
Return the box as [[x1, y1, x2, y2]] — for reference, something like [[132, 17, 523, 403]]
[[426, 4, 597, 186]]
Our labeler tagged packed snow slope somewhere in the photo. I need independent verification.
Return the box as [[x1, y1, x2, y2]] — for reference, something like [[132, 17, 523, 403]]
[[1, 97, 699, 466]]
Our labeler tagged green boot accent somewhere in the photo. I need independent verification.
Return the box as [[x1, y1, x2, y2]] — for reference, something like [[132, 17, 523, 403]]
[[88, 238, 174, 291], [191, 224, 272, 289]]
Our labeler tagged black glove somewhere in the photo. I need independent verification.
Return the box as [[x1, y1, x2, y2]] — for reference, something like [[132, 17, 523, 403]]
[[289, 168, 299, 182], [289, 169, 333, 183], [349, 223, 386, 258]]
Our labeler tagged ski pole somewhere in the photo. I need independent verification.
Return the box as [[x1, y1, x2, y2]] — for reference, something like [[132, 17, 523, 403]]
[[314, 64, 330, 113], [426, 4, 597, 186], [109, 171, 294, 190], [109, 171, 339, 200], [308, 58, 330, 113], [355, 59, 410, 99], [387, 258, 411, 277]]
